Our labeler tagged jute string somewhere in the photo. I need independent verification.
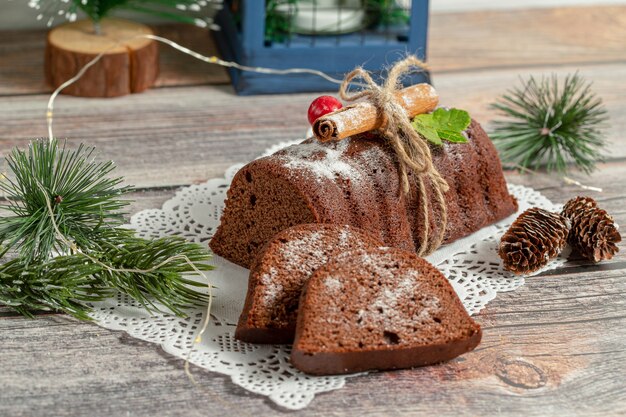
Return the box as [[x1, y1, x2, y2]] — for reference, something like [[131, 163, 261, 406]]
[[339, 56, 449, 256]]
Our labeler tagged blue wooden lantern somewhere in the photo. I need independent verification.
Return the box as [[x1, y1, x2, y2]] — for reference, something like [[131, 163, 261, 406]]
[[214, 0, 431, 95]]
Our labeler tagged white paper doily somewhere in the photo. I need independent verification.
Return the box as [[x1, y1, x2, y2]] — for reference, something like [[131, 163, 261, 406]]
[[88, 141, 565, 410]]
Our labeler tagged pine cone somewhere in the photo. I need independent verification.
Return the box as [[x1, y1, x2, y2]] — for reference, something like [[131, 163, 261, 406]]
[[561, 196, 598, 220], [499, 208, 570, 275], [561, 196, 622, 262]]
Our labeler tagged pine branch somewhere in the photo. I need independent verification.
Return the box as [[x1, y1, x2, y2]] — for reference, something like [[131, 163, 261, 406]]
[[0, 138, 132, 264], [93, 232, 212, 316], [0, 233, 212, 320], [0, 139, 214, 320], [489, 73, 608, 174], [0, 256, 112, 320]]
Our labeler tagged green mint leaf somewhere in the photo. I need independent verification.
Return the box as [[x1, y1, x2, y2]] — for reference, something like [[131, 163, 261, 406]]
[[438, 130, 468, 143], [411, 115, 442, 145], [411, 108, 471, 145], [433, 108, 471, 132]]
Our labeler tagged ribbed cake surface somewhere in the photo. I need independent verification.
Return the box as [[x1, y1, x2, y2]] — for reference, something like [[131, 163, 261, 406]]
[[291, 247, 482, 375], [210, 119, 518, 268], [236, 223, 383, 344]]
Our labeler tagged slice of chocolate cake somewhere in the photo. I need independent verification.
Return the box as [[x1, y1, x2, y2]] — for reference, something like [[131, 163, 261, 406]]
[[236, 223, 383, 344], [291, 247, 482, 375]]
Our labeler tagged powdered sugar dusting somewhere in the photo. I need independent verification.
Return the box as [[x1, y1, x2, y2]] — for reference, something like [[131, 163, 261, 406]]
[[331, 102, 373, 134], [338, 228, 351, 246], [400, 83, 437, 113], [259, 267, 282, 306], [280, 231, 325, 260], [324, 276, 343, 293], [257, 226, 370, 310], [278, 139, 362, 183], [276, 226, 370, 273], [344, 251, 442, 333], [372, 276, 417, 312], [416, 296, 441, 321]]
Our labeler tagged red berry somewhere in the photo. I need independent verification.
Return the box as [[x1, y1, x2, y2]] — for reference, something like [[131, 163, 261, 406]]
[[307, 95, 343, 125]]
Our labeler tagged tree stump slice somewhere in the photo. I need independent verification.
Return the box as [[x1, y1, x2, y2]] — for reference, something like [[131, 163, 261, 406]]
[[45, 18, 159, 98]]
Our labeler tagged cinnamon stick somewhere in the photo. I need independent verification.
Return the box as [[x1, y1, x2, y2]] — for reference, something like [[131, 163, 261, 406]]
[[313, 83, 439, 142]]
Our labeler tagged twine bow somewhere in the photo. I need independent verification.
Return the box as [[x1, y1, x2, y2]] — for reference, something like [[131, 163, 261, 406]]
[[339, 56, 450, 256]]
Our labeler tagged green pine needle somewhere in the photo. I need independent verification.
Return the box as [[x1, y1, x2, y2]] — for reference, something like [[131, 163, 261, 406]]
[[0, 235, 212, 320], [0, 256, 111, 321], [0, 138, 132, 264], [0, 139, 213, 320], [490, 73, 608, 174], [92, 233, 212, 317]]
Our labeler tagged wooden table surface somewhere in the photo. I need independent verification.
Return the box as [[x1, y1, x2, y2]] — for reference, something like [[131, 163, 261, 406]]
[[1, 4, 626, 416]]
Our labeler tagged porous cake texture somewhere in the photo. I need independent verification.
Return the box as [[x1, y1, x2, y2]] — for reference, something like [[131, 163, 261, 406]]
[[210, 119, 518, 268], [236, 223, 383, 344], [291, 247, 482, 375]]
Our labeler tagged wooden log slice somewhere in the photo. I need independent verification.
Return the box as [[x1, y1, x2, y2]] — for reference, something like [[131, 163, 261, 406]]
[[45, 18, 159, 98]]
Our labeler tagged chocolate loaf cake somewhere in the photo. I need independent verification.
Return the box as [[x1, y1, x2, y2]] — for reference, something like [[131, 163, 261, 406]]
[[211, 119, 518, 268], [236, 223, 383, 344], [291, 247, 482, 375]]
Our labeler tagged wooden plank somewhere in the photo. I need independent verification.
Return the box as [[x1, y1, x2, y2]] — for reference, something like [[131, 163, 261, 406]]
[[429, 5, 626, 73], [153, 24, 230, 88], [430, 62, 626, 169], [1, 247, 624, 416], [0, 5, 625, 415], [0, 157, 624, 417], [431, 0, 626, 13], [0, 84, 310, 188], [0, 0, 622, 31], [1, 62, 624, 189], [0, 24, 229, 97]]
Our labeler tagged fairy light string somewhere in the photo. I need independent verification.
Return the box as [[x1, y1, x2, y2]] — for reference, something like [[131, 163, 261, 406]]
[[46, 33, 345, 143]]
